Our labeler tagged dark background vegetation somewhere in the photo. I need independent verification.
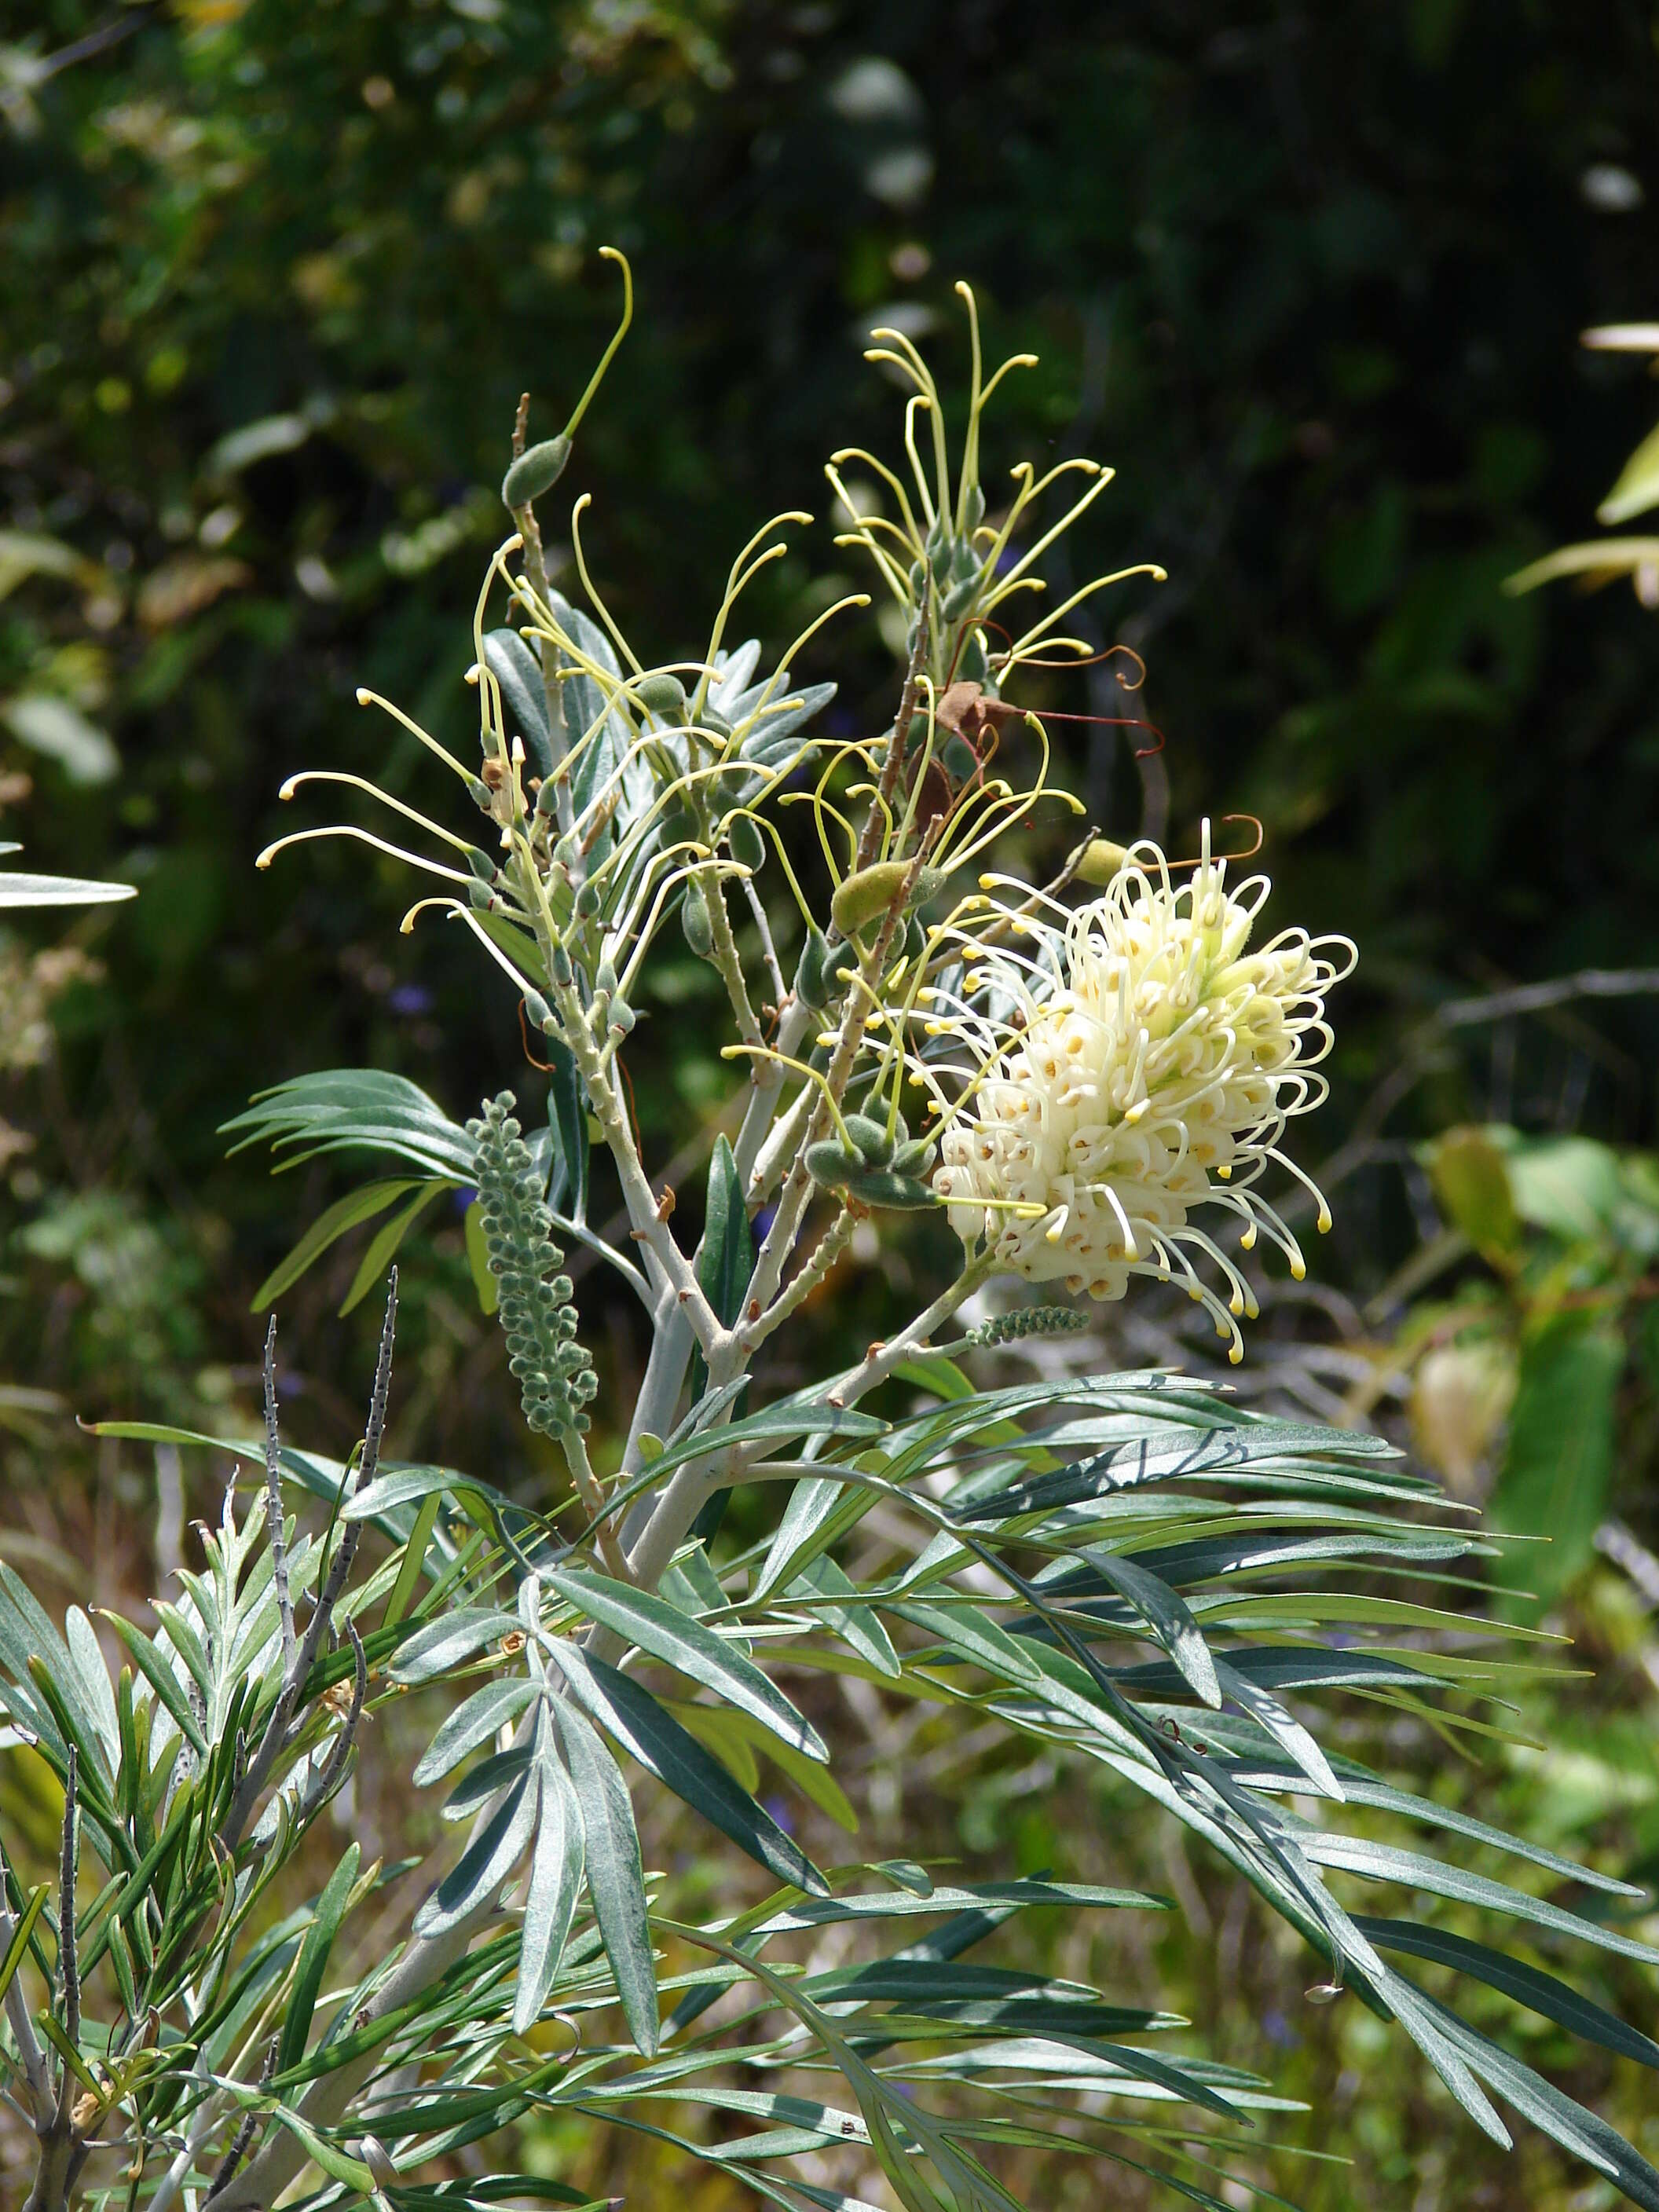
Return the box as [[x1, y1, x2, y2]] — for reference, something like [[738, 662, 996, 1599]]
[[5, 2, 1659, 2204]]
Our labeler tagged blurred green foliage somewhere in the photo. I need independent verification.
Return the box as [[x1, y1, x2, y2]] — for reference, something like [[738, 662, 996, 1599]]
[[5, 2, 1659, 2202]]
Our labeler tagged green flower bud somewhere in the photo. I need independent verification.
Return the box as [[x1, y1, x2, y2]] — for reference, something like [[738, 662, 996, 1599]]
[[501, 436, 573, 510], [969, 1304, 1088, 1345]]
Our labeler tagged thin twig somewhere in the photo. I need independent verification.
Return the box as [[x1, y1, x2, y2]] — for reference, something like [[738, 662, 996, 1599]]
[[302, 1620, 367, 1817], [1437, 965, 1659, 1027], [203, 2037, 278, 2203], [262, 1319, 295, 1673], [53, 1747, 79, 2130]]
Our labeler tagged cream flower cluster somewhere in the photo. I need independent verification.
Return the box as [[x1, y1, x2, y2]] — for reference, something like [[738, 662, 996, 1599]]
[[923, 828, 1356, 1360]]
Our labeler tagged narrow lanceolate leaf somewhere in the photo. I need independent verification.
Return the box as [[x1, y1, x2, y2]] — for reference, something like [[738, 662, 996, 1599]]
[[1355, 1918, 1659, 2070], [101, 1614, 207, 1757], [339, 1178, 452, 1314], [548, 1568, 826, 1761], [551, 1698, 657, 2057], [0, 1884, 48, 2009], [277, 1843, 361, 2077], [515, 1720, 585, 2034], [250, 1177, 422, 1309], [1417, 1989, 1659, 2210], [380, 1490, 443, 1632], [1211, 1656, 1342, 1801], [1302, 1836, 1659, 1965], [1074, 1545, 1221, 1708], [787, 1555, 900, 1679], [390, 1608, 520, 1685], [413, 1679, 539, 1788], [550, 1643, 829, 1897], [414, 1770, 538, 1939]]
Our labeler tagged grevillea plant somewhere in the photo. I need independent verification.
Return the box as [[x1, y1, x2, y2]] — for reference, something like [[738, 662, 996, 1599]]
[[5, 266, 1657, 2210]]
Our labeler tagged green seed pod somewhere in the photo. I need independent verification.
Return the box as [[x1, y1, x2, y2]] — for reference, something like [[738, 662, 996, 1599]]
[[905, 712, 932, 754], [694, 708, 732, 741], [535, 778, 560, 816], [522, 989, 553, 1032], [929, 530, 954, 582], [842, 1111, 895, 1169], [574, 880, 600, 920], [905, 613, 923, 657], [964, 484, 987, 530], [831, 862, 947, 939], [831, 861, 910, 939], [501, 436, 573, 510], [657, 797, 698, 848], [551, 941, 574, 987], [908, 558, 928, 595], [794, 925, 832, 1009], [940, 569, 981, 623], [891, 1133, 936, 1176], [950, 538, 979, 584], [609, 997, 636, 1035], [465, 848, 496, 881], [1076, 837, 1129, 885], [727, 813, 766, 872], [804, 1138, 864, 1188], [595, 957, 618, 998], [848, 1169, 940, 1210], [680, 881, 715, 960], [635, 672, 687, 720], [467, 776, 493, 811], [957, 628, 988, 684], [467, 879, 493, 910]]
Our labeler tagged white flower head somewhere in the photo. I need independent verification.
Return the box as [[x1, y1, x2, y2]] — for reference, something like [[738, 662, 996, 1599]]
[[921, 824, 1356, 1361]]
